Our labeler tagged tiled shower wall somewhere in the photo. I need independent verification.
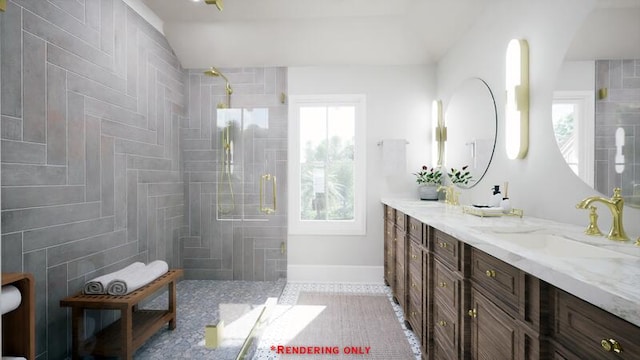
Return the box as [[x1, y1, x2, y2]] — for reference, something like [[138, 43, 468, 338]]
[[182, 68, 287, 281], [0, 1, 186, 359], [595, 59, 640, 202]]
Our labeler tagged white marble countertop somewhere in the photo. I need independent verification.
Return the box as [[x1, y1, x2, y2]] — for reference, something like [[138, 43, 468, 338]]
[[381, 198, 640, 327]]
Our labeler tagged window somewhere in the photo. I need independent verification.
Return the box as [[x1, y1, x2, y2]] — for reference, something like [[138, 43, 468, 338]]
[[288, 94, 366, 235], [552, 91, 594, 186]]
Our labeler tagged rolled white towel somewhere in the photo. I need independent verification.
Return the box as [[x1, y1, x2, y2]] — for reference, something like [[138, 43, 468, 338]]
[[1, 285, 22, 315], [83, 262, 146, 294], [106, 260, 169, 295], [3, 357, 28, 360]]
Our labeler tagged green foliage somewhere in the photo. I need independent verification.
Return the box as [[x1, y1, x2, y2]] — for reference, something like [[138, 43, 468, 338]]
[[300, 136, 354, 221], [414, 166, 443, 185], [448, 165, 473, 185]]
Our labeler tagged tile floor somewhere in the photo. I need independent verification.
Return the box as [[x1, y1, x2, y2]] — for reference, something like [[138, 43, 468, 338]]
[[134, 280, 421, 359]]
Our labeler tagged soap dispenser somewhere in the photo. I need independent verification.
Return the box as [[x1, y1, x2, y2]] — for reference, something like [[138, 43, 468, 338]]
[[489, 185, 502, 207], [500, 182, 512, 213]]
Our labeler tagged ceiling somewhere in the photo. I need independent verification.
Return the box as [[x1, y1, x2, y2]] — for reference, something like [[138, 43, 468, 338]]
[[139, 0, 496, 69], [140, 0, 640, 69]]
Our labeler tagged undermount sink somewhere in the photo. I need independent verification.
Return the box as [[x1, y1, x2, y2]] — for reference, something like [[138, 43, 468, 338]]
[[489, 233, 636, 259], [475, 225, 546, 234]]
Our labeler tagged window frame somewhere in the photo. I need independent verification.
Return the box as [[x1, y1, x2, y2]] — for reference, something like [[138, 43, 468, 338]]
[[288, 94, 367, 235]]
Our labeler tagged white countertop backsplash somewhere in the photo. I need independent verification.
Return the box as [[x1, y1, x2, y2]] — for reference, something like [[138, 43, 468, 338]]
[[381, 198, 640, 327]]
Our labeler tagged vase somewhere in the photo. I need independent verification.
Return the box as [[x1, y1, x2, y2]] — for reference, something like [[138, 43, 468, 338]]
[[418, 184, 439, 201]]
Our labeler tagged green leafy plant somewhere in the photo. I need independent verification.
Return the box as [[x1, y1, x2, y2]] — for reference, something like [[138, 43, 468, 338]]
[[414, 165, 443, 185], [448, 165, 473, 185]]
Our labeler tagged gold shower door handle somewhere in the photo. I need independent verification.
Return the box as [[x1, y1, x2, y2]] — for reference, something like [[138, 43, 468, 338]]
[[260, 174, 277, 214]]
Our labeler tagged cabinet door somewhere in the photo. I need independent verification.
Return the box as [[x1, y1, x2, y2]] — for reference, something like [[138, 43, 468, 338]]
[[394, 228, 407, 309], [384, 220, 395, 287], [469, 287, 518, 360]]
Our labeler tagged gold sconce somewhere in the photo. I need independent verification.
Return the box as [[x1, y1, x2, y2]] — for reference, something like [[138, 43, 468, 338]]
[[598, 87, 608, 100], [432, 100, 446, 167], [505, 38, 529, 159], [1, 0, 6, 12], [204, 0, 223, 11]]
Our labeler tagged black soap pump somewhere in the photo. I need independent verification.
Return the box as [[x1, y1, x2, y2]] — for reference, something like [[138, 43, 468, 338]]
[[489, 185, 502, 207]]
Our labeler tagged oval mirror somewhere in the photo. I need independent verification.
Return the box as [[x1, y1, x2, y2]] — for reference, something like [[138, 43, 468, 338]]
[[444, 78, 497, 188], [553, 5, 640, 208]]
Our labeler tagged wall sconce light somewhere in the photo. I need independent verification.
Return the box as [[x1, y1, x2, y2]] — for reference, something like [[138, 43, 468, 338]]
[[432, 99, 446, 166], [505, 38, 529, 159]]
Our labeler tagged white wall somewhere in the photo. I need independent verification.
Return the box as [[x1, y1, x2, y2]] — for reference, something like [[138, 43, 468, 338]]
[[287, 65, 435, 283], [436, 0, 640, 235]]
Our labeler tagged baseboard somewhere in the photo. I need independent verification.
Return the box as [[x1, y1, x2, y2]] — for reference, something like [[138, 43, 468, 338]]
[[287, 265, 384, 284]]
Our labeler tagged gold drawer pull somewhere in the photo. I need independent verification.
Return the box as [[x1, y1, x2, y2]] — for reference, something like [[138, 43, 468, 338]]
[[601, 339, 623, 353], [411, 311, 416, 317], [411, 224, 416, 230], [397, 216, 402, 222], [438, 320, 447, 327], [468, 309, 477, 318], [394, 237, 397, 242], [438, 242, 448, 248], [439, 282, 447, 288], [387, 231, 391, 236], [485, 269, 496, 278]]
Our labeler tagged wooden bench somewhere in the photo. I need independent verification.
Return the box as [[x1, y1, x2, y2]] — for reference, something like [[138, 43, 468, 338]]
[[60, 269, 183, 360]]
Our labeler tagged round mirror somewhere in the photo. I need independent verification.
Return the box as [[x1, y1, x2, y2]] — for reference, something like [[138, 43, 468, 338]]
[[553, 5, 640, 208], [444, 78, 497, 188]]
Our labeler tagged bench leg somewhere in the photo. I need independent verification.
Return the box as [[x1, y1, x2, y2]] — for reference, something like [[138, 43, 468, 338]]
[[121, 307, 133, 360], [71, 307, 84, 360], [168, 280, 177, 330]]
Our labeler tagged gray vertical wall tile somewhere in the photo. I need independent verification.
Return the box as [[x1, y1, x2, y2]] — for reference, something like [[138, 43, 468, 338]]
[[23, 31, 46, 143], [101, 136, 115, 215], [85, 0, 100, 31], [100, 0, 114, 54], [147, 196, 157, 260], [114, 153, 127, 230], [1, 2, 22, 118], [189, 183, 201, 236], [127, 169, 138, 241], [24, 250, 47, 356], [47, 263, 69, 360], [138, 183, 148, 252], [1, 232, 23, 272], [85, 115, 101, 201], [47, 64, 68, 165], [67, 91, 86, 184]]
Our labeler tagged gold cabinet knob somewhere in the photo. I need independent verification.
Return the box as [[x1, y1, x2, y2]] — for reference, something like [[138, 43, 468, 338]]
[[411, 224, 416, 230], [411, 311, 416, 317], [411, 282, 417, 288], [485, 269, 496, 278], [438, 320, 447, 327], [438, 242, 448, 248], [411, 254, 417, 260], [601, 339, 623, 353], [468, 309, 477, 318], [439, 282, 447, 288]]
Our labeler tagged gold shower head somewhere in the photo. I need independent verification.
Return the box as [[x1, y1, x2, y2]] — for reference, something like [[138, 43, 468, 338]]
[[204, 0, 223, 11], [204, 67, 233, 108]]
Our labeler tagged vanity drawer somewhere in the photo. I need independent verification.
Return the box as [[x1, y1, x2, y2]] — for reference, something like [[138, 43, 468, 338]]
[[395, 210, 406, 231], [408, 239, 422, 274], [407, 216, 423, 242], [433, 260, 460, 314], [433, 300, 458, 360], [470, 248, 521, 314], [433, 230, 460, 270], [554, 289, 640, 360]]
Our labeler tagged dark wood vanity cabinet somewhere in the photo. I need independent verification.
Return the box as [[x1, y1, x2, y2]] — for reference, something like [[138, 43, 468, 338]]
[[383, 204, 640, 360]]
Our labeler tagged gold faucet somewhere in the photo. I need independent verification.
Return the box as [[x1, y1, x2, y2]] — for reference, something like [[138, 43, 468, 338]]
[[438, 185, 459, 206], [576, 188, 629, 241]]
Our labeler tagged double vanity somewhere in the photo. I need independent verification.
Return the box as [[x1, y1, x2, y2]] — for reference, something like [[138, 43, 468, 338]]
[[382, 198, 640, 360]]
